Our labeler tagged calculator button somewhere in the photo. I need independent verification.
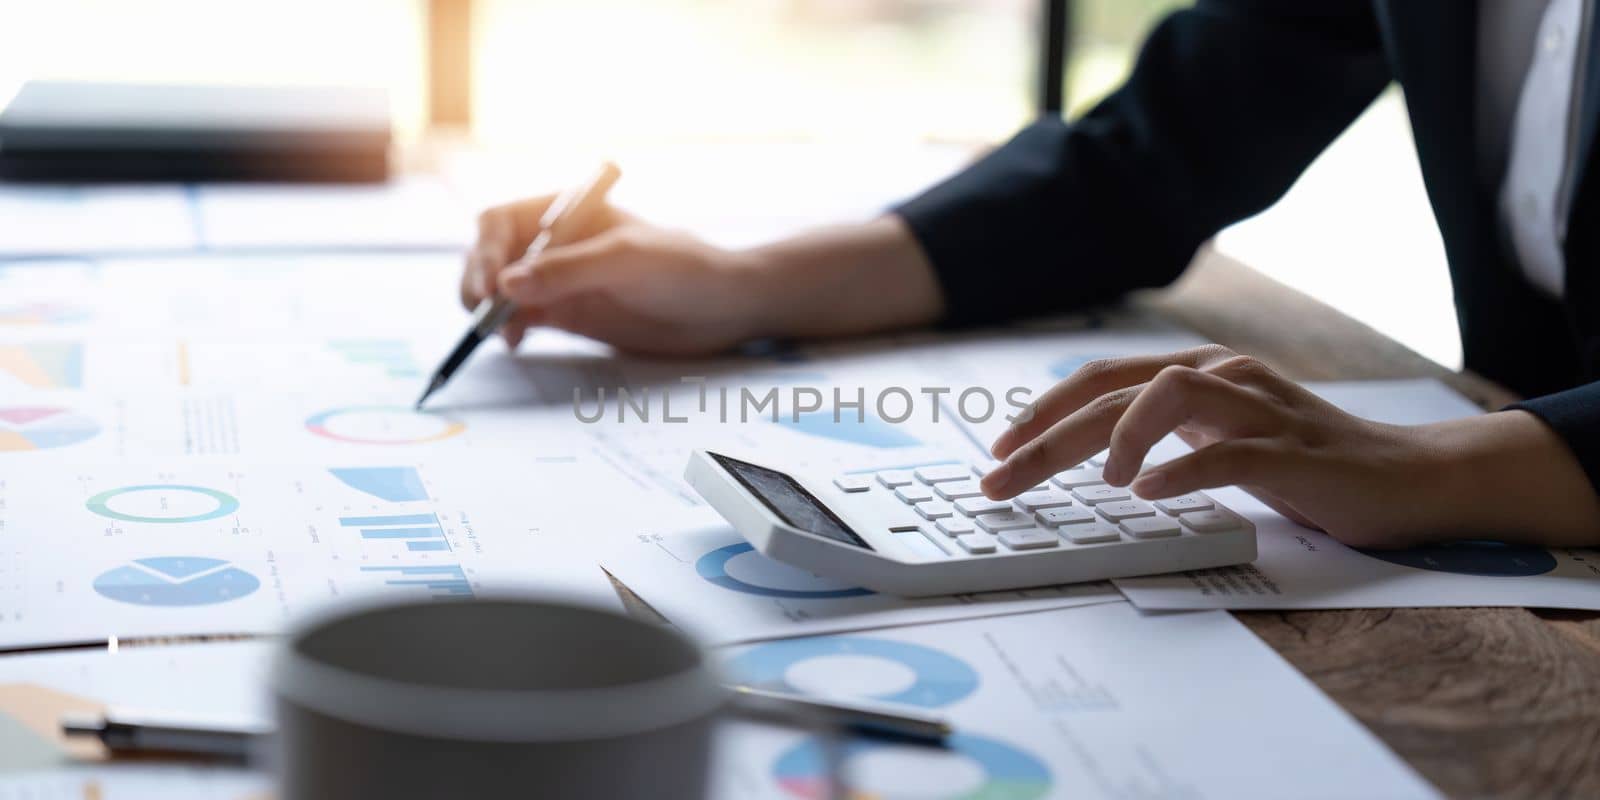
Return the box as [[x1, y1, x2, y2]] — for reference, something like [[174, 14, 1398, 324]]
[[895, 484, 934, 504], [955, 497, 1012, 517], [915, 465, 971, 483], [1036, 506, 1095, 527], [915, 500, 955, 520], [1014, 490, 1074, 511], [1120, 516, 1181, 539], [1179, 509, 1243, 533], [975, 511, 1036, 532], [877, 470, 914, 488], [832, 475, 873, 493], [1072, 485, 1131, 505], [1097, 500, 1156, 521], [916, 526, 956, 555], [998, 529, 1060, 551], [1154, 494, 1214, 514], [956, 533, 996, 554], [935, 480, 985, 500], [936, 517, 976, 536], [1051, 467, 1105, 489], [1060, 522, 1120, 544]]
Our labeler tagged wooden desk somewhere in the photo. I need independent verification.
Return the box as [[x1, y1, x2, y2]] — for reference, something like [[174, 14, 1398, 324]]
[[616, 245, 1598, 798]]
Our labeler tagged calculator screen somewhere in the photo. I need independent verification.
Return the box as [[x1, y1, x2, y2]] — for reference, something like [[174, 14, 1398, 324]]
[[710, 453, 872, 550]]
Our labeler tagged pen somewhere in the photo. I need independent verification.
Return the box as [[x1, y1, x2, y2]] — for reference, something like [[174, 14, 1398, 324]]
[[415, 162, 623, 409], [61, 685, 949, 760], [727, 684, 952, 742], [61, 709, 271, 761]]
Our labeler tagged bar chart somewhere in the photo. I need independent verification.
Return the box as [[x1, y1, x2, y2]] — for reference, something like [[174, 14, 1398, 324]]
[[360, 565, 474, 599], [340, 512, 451, 553]]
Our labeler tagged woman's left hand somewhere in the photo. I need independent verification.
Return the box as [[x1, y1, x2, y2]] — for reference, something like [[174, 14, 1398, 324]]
[[980, 346, 1600, 549]]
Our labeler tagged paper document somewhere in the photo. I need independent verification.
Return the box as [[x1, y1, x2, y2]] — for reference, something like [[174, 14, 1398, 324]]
[[193, 177, 474, 251], [0, 186, 199, 257], [0, 254, 652, 647], [0, 177, 474, 259], [710, 603, 1439, 799], [0, 642, 270, 719], [601, 524, 1124, 645], [0, 459, 619, 648], [0, 643, 268, 797], [1115, 379, 1600, 610]]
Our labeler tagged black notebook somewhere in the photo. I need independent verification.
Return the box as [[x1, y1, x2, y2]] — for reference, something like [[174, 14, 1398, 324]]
[[0, 81, 391, 183]]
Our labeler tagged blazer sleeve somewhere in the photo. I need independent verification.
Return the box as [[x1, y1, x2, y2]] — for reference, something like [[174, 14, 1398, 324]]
[[894, 0, 1392, 327], [1511, 384, 1600, 495]]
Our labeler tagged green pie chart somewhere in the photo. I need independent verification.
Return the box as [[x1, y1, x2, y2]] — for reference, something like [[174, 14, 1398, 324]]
[[85, 484, 240, 524]]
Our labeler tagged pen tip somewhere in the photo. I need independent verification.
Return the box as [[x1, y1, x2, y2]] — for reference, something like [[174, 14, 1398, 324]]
[[414, 380, 439, 410]]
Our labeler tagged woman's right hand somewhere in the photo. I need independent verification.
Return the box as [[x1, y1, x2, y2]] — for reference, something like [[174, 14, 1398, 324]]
[[460, 195, 773, 356], [461, 195, 943, 355]]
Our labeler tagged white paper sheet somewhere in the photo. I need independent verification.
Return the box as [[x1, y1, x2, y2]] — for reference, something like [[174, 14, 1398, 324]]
[[0, 177, 476, 260], [0, 642, 269, 798], [0, 641, 270, 719], [601, 524, 1124, 645], [0, 459, 620, 648], [0, 186, 200, 257], [1115, 379, 1600, 610], [710, 603, 1439, 799], [193, 177, 474, 251], [0, 255, 658, 649], [0, 766, 267, 799]]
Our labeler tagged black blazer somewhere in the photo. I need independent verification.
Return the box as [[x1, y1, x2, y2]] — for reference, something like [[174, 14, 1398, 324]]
[[895, 0, 1600, 493]]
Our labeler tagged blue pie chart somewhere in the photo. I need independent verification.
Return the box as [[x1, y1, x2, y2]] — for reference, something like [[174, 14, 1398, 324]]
[[773, 734, 1052, 800], [696, 542, 873, 599], [723, 636, 979, 708], [1357, 540, 1558, 577], [93, 557, 260, 606]]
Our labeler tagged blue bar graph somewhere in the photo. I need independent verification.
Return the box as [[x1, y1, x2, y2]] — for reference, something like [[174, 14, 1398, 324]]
[[340, 513, 438, 527], [360, 527, 444, 539], [362, 565, 474, 599], [341, 512, 451, 553]]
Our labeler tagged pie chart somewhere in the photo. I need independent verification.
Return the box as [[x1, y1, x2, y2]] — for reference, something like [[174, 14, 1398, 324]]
[[1356, 541, 1559, 577], [93, 557, 259, 607], [0, 407, 101, 452], [305, 406, 465, 445], [773, 733, 1052, 800], [85, 485, 240, 524], [696, 542, 874, 599], [724, 636, 980, 708]]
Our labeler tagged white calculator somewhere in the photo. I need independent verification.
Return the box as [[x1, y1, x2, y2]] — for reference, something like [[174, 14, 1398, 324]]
[[685, 450, 1256, 596]]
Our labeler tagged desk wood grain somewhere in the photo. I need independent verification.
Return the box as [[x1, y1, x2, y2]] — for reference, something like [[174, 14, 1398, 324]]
[[1145, 247, 1600, 798]]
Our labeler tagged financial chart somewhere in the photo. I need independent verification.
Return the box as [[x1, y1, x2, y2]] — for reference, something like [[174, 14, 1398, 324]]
[[0, 462, 523, 645]]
